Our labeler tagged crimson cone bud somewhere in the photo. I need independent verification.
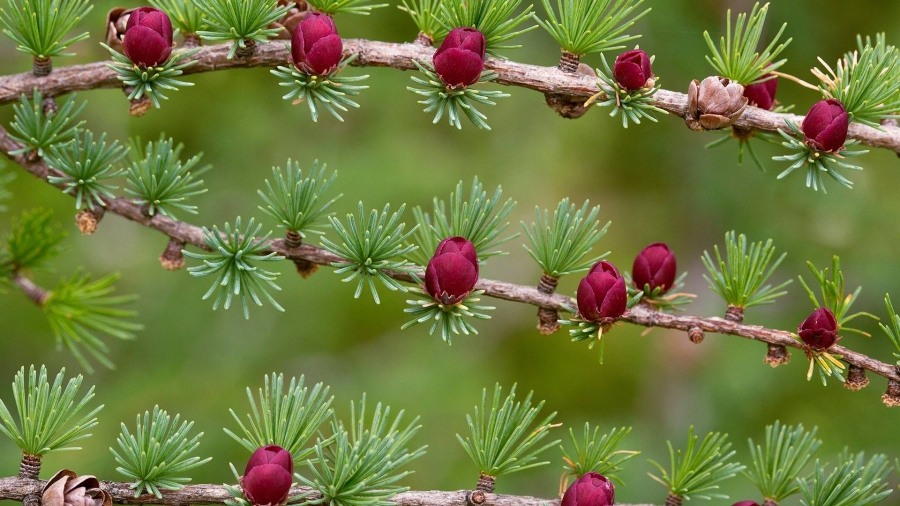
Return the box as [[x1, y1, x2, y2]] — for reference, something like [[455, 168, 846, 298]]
[[577, 261, 627, 322], [561, 472, 615, 506], [613, 49, 652, 91], [802, 99, 849, 152], [424, 236, 479, 305], [798, 307, 839, 351], [123, 7, 173, 67], [242, 445, 293, 506], [433, 27, 486, 88], [291, 13, 342, 75], [743, 74, 777, 110], [632, 242, 676, 294]]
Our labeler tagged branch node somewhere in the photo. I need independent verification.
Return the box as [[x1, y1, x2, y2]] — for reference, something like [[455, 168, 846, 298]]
[[688, 326, 704, 344], [882, 377, 900, 407], [475, 473, 495, 494], [235, 39, 257, 59], [558, 51, 581, 73], [763, 343, 790, 367], [284, 231, 318, 278], [665, 493, 683, 506], [183, 33, 202, 48], [536, 273, 560, 335], [844, 364, 869, 391], [414, 32, 434, 47], [724, 304, 744, 323], [32, 57, 52, 77], [159, 238, 187, 271], [18, 454, 41, 480], [127, 92, 153, 117], [545, 64, 596, 119], [76, 208, 105, 235]]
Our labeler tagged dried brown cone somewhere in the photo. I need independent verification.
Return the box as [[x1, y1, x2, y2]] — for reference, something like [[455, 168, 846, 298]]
[[75, 208, 104, 235], [724, 304, 744, 323], [104, 7, 135, 53], [844, 364, 869, 391], [475, 472, 495, 493], [545, 64, 596, 119], [536, 273, 560, 335], [685, 76, 748, 131], [271, 0, 308, 39], [688, 326, 704, 344], [159, 238, 186, 271], [882, 378, 900, 407], [764, 343, 790, 367], [19, 453, 41, 479], [41, 469, 112, 506]]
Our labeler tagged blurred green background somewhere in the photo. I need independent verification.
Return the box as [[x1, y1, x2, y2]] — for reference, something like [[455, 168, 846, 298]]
[[2, 0, 900, 504]]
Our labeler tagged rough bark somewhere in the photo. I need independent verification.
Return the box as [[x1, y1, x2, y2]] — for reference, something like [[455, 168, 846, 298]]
[[2, 118, 900, 389], [0, 40, 899, 153], [0, 477, 658, 506]]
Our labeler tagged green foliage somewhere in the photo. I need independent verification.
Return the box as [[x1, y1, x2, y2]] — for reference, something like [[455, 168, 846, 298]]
[[798, 453, 894, 506], [703, 2, 791, 85], [701, 231, 791, 310], [878, 294, 900, 365], [8, 90, 85, 157], [537, 0, 648, 56], [1, 208, 66, 273], [798, 256, 877, 336], [813, 34, 900, 128], [184, 217, 284, 319], [408, 61, 509, 130], [258, 159, 341, 238], [0, 365, 102, 456], [45, 130, 128, 210], [103, 45, 199, 108], [124, 135, 210, 219], [408, 177, 517, 266], [111, 406, 212, 498], [560, 424, 639, 484], [402, 289, 494, 343], [271, 57, 370, 123], [744, 422, 822, 503], [225, 373, 333, 462], [0, 0, 92, 58], [149, 0, 208, 34], [457, 383, 559, 478], [593, 51, 666, 128], [522, 199, 608, 277], [320, 202, 420, 304], [296, 396, 426, 506], [305, 0, 386, 15], [399, 0, 446, 41], [195, 0, 291, 58], [648, 427, 744, 501], [773, 119, 867, 192], [44, 271, 142, 372], [0, 164, 12, 213], [438, 0, 537, 56]]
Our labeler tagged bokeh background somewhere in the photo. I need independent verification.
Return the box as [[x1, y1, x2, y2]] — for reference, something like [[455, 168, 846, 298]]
[[2, 0, 900, 503]]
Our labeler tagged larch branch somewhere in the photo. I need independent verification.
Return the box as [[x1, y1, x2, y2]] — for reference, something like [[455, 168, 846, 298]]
[[2, 123, 899, 392], [0, 40, 898, 152]]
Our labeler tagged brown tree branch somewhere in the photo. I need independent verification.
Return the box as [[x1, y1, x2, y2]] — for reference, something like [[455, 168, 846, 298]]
[[2, 124, 900, 399], [0, 40, 899, 152], [0, 476, 657, 506]]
